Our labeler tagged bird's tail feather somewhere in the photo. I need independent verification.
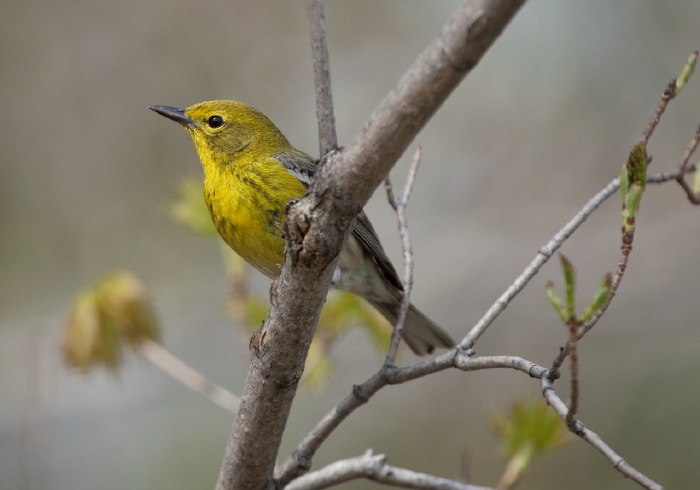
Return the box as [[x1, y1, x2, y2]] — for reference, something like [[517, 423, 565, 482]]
[[370, 299, 455, 356]]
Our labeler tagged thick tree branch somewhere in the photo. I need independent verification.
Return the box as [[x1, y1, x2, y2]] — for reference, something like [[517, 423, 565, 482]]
[[216, 2, 527, 489]]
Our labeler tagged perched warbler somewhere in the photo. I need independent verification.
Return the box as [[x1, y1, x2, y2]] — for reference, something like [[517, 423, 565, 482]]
[[149, 100, 454, 355]]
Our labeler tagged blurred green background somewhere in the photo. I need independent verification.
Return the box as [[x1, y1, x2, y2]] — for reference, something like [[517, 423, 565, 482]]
[[2, 1, 699, 489]]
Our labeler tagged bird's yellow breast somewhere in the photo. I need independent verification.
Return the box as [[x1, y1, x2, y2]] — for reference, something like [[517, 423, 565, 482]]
[[202, 156, 307, 278]]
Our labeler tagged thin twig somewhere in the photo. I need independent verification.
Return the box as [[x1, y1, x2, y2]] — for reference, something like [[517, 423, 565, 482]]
[[642, 50, 698, 145], [306, 0, 337, 155], [279, 348, 665, 489], [285, 449, 495, 490], [576, 226, 634, 340], [647, 168, 692, 183], [644, 51, 700, 203], [136, 338, 240, 413], [275, 354, 547, 485], [640, 81, 675, 145], [674, 125, 700, 204], [564, 319, 579, 427], [549, 226, 635, 374], [384, 146, 422, 365], [552, 63, 699, 373], [677, 125, 700, 174], [541, 377, 664, 490]]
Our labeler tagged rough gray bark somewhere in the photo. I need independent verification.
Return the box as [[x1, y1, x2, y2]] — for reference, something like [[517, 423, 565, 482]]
[[215, 1, 528, 489]]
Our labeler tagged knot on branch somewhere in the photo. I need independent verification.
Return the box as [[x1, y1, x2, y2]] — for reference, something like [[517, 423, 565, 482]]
[[455, 344, 475, 361], [567, 417, 585, 435], [544, 368, 560, 382], [439, 9, 484, 72], [380, 364, 400, 385], [352, 383, 371, 403], [291, 451, 313, 474]]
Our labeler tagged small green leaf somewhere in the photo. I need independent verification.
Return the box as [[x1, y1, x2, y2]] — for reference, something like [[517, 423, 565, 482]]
[[675, 51, 698, 96], [546, 281, 570, 323], [578, 272, 613, 323], [693, 162, 700, 194], [559, 254, 576, 320], [626, 182, 644, 222]]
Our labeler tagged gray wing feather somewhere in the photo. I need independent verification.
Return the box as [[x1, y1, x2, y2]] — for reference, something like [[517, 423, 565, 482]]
[[275, 151, 315, 187], [352, 211, 403, 292]]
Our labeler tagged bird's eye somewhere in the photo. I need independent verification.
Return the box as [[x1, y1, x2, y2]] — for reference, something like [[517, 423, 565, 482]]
[[207, 115, 224, 128]]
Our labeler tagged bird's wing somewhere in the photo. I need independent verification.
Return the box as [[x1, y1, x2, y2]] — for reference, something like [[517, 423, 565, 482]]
[[275, 151, 316, 187], [352, 211, 404, 292], [275, 151, 403, 292]]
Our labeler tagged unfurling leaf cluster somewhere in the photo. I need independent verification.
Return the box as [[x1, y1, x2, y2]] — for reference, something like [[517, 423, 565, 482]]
[[546, 254, 612, 325], [62, 272, 159, 372], [620, 142, 648, 234]]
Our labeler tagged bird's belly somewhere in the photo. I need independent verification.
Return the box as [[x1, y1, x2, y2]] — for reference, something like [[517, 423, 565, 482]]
[[221, 220, 285, 278], [208, 193, 286, 278]]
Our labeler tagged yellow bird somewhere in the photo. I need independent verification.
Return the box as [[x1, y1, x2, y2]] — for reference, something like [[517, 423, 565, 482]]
[[150, 100, 454, 355]]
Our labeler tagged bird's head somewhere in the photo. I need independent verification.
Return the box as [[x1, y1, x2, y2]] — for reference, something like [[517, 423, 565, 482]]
[[149, 100, 292, 162]]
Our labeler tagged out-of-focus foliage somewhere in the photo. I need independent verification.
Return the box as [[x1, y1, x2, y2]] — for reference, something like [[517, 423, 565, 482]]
[[170, 179, 218, 237], [491, 399, 571, 488], [63, 272, 159, 372]]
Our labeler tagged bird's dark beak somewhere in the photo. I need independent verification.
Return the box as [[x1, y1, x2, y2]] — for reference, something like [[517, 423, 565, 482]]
[[148, 105, 197, 128]]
